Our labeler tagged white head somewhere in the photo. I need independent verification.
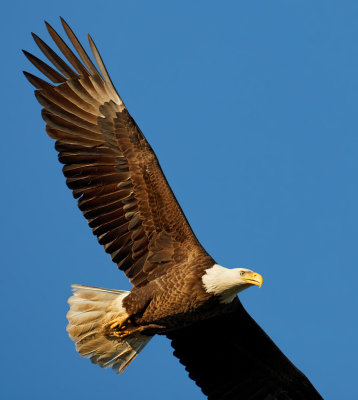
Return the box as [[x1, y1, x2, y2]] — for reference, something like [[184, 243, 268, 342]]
[[202, 264, 263, 304]]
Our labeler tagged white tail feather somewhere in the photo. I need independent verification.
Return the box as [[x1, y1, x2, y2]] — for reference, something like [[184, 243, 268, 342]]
[[67, 284, 152, 373]]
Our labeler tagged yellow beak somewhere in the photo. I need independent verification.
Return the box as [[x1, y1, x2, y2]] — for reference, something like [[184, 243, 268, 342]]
[[244, 272, 263, 288]]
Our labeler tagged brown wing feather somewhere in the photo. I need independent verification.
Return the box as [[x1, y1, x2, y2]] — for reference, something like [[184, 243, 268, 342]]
[[167, 299, 323, 400], [24, 19, 209, 286]]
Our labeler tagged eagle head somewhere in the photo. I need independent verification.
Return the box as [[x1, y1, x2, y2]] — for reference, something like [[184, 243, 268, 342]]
[[202, 264, 263, 303]]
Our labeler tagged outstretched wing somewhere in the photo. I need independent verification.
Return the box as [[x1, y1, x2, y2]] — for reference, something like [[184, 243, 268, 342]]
[[24, 19, 210, 287], [167, 299, 322, 400]]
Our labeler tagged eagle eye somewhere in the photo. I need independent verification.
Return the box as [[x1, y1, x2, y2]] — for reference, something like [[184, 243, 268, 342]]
[[240, 271, 245, 276]]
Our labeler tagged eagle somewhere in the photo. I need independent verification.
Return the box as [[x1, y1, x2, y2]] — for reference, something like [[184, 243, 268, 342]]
[[24, 18, 323, 400]]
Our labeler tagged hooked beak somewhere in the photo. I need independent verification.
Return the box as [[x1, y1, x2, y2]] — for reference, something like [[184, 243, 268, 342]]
[[244, 272, 263, 288]]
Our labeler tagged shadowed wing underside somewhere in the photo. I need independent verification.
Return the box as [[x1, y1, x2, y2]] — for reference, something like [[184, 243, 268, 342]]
[[24, 18, 209, 287], [167, 298, 322, 400]]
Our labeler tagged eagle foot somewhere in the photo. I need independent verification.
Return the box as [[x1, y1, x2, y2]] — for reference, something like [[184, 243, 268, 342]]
[[109, 329, 133, 339], [107, 316, 130, 331], [106, 323, 166, 339], [105, 317, 133, 339]]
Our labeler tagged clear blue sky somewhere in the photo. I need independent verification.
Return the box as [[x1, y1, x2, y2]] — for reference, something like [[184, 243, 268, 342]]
[[1, 1, 357, 399]]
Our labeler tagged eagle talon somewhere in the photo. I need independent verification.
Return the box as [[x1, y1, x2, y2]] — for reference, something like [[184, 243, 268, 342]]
[[108, 317, 129, 331], [109, 320, 120, 330], [109, 330, 132, 339]]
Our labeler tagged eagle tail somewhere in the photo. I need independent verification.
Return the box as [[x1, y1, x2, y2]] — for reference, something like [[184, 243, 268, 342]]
[[66, 284, 152, 373]]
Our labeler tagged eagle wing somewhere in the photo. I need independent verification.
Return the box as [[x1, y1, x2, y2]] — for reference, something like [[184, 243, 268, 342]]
[[24, 19, 210, 287], [167, 298, 323, 400]]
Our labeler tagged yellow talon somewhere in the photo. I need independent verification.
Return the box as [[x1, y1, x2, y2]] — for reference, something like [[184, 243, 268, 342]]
[[108, 316, 129, 331], [109, 330, 131, 339], [109, 320, 120, 330]]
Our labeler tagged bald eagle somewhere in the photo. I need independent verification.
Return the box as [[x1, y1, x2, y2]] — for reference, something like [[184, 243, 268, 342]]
[[24, 19, 323, 400]]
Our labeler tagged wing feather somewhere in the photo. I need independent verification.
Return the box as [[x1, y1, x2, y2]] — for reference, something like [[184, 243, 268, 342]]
[[31, 32, 78, 79], [60, 17, 98, 76], [45, 21, 89, 76], [24, 19, 209, 286], [23, 50, 65, 83]]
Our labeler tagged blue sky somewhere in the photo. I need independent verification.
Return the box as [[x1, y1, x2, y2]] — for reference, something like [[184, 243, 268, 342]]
[[1, 1, 357, 399]]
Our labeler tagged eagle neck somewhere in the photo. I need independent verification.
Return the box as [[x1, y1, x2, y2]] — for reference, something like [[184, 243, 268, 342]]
[[202, 264, 242, 304]]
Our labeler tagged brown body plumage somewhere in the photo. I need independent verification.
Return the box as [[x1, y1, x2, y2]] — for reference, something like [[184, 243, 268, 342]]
[[124, 256, 217, 331], [24, 19, 323, 399]]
